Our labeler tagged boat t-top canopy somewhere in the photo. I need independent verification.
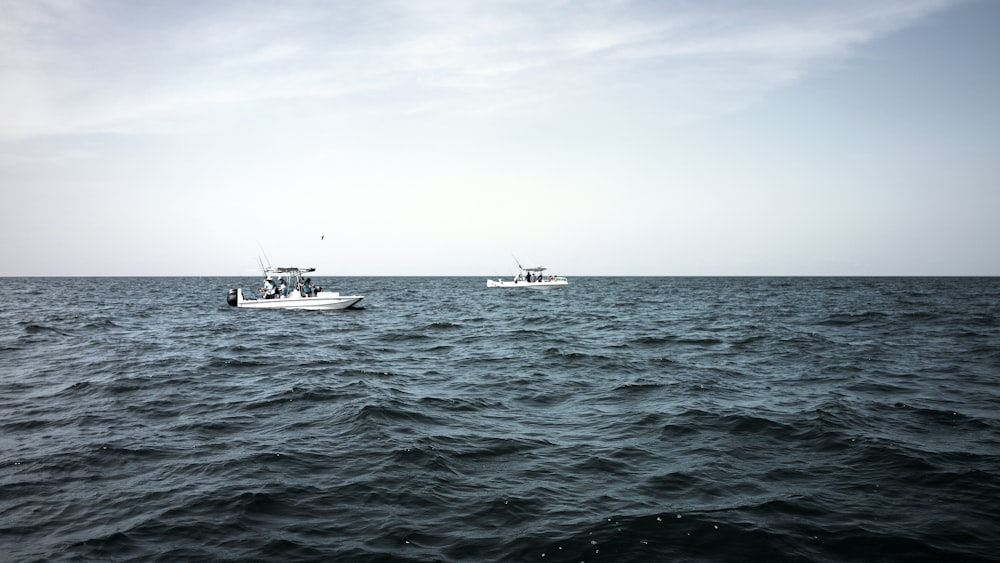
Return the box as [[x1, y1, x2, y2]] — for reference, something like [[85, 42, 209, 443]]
[[264, 267, 316, 277], [512, 256, 548, 273]]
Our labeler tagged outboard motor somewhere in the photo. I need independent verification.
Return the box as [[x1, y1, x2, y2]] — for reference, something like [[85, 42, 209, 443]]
[[226, 288, 239, 307]]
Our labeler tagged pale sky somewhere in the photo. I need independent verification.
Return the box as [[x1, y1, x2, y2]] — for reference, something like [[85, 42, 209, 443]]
[[2, 0, 998, 276]]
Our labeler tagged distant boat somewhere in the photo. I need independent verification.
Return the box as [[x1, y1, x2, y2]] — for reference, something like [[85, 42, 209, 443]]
[[227, 266, 363, 310], [487, 259, 568, 290]]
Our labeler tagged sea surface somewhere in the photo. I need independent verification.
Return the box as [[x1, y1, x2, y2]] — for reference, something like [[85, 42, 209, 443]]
[[2, 276, 999, 562]]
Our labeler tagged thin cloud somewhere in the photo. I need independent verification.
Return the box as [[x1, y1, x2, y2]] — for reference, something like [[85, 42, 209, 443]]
[[0, 0, 960, 141]]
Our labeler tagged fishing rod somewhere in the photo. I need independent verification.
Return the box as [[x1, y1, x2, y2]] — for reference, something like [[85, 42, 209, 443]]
[[256, 242, 273, 277], [512, 254, 524, 271]]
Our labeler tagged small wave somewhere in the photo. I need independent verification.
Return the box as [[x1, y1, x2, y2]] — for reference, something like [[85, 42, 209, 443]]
[[614, 381, 667, 394], [354, 401, 440, 428], [21, 322, 74, 337], [419, 321, 464, 331], [416, 395, 506, 413], [380, 331, 433, 343], [816, 311, 890, 327], [634, 334, 726, 347]]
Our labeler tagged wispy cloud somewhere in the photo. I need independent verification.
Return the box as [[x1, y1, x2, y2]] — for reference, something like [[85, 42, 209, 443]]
[[0, 0, 958, 141]]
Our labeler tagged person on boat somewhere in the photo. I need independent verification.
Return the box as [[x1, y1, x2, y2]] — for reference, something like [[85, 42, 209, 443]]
[[277, 277, 288, 298], [301, 277, 313, 298], [263, 276, 277, 299]]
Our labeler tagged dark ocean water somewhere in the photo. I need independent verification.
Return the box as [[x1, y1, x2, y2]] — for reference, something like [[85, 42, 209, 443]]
[[2, 276, 999, 562]]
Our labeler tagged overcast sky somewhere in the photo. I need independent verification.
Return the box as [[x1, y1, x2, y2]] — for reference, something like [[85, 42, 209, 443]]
[[2, 0, 997, 276]]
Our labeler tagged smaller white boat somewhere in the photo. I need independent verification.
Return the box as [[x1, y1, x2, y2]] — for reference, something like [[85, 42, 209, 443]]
[[227, 267, 363, 310], [487, 260, 568, 290]]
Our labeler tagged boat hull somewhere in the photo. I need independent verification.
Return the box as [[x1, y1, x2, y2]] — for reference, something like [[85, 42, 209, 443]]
[[486, 279, 568, 290], [232, 288, 363, 310]]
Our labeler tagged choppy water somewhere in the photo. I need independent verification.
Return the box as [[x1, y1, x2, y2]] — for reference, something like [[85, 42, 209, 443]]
[[2, 276, 999, 562]]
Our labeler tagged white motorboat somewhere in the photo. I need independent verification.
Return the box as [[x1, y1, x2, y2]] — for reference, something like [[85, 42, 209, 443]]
[[487, 261, 568, 290], [227, 267, 363, 310]]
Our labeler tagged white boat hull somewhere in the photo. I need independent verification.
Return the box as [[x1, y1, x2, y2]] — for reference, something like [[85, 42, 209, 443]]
[[486, 279, 568, 290], [232, 288, 363, 310]]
